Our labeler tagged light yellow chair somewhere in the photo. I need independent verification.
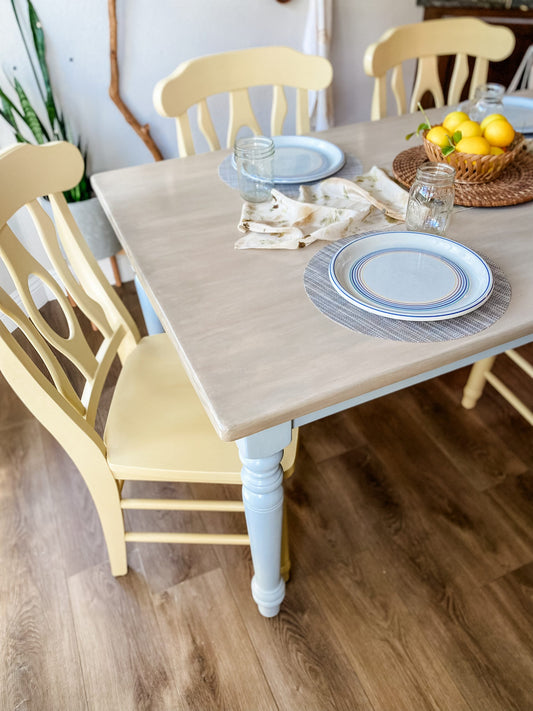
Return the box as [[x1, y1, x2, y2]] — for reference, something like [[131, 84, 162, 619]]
[[461, 352, 533, 426], [363, 18, 520, 419], [153, 45, 333, 156], [0, 141, 298, 579], [363, 17, 515, 120]]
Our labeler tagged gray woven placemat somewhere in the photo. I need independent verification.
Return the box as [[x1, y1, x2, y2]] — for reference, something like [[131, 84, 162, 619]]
[[218, 152, 363, 198], [303, 232, 511, 342]]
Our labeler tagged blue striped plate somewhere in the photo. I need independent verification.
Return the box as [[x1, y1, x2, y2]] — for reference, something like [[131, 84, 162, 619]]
[[329, 231, 493, 321]]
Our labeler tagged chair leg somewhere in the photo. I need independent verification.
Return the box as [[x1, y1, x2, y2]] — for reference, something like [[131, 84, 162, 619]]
[[90, 484, 128, 576], [461, 356, 496, 409], [280, 500, 291, 582], [106, 531, 128, 576], [109, 254, 122, 287]]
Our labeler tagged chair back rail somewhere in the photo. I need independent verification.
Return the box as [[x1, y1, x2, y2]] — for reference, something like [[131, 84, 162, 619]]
[[154, 45, 333, 156], [0, 143, 139, 434], [364, 18, 516, 119]]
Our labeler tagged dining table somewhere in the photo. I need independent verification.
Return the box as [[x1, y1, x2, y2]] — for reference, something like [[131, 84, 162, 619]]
[[92, 95, 533, 618]]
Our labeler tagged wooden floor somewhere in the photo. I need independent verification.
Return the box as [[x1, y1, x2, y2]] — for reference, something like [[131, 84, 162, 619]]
[[1, 281, 533, 710]]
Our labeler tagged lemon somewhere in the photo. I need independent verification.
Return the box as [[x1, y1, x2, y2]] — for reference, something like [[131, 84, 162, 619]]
[[425, 125, 452, 149], [483, 118, 515, 148], [455, 136, 491, 155], [490, 146, 505, 155], [455, 120, 483, 139], [442, 110, 469, 133], [480, 113, 507, 133]]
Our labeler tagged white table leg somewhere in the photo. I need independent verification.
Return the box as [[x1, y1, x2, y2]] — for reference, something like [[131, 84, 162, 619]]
[[237, 422, 292, 617]]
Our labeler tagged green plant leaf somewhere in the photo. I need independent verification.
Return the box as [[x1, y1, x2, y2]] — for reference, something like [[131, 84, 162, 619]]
[[13, 76, 49, 143], [0, 86, 25, 121], [0, 97, 18, 129], [405, 122, 430, 140], [452, 130, 462, 144], [27, 0, 65, 138], [0, 108, 26, 143], [4, 0, 91, 201], [10, 0, 47, 106], [442, 145, 456, 156]]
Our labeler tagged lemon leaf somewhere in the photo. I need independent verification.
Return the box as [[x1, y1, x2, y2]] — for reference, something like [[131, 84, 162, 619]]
[[452, 130, 462, 144], [442, 145, 456, 156], [405, 122, 430, 141]]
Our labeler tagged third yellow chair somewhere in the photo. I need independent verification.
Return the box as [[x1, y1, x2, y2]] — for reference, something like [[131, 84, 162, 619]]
[[363, 18, 531, 424], [363, 17, 515, 120]]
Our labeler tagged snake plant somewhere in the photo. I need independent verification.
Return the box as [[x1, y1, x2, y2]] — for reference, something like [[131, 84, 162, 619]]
[[0, 0, 91, 202]]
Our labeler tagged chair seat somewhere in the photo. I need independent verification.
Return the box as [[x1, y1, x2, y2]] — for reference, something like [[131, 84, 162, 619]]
[[105, 334, 297, 481]]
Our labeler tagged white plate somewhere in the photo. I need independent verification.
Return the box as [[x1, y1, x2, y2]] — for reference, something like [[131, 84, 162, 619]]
[[232, 136, 345, 184], [271, 136, 345, 184], [501, 96, 533, 134], [329, 231, 493, 321]]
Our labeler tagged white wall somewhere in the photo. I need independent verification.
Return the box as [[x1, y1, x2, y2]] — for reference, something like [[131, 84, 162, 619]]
[[0, 0, 422, 293]]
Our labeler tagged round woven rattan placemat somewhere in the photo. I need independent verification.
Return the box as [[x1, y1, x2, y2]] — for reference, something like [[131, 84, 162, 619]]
[[393, 145, 533, 208]]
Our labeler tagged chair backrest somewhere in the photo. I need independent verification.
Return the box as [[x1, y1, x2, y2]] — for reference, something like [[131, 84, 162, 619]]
[[153, 45, 333, 156], [363, 17, 516, 120], [0, 142, 139, 468]]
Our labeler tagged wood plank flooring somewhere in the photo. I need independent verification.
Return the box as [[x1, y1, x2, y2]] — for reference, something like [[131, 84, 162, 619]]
[[1, 280, 533, 710]]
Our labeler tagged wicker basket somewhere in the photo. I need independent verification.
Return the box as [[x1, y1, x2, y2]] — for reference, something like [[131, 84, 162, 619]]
[[422, 131, 525, 184]]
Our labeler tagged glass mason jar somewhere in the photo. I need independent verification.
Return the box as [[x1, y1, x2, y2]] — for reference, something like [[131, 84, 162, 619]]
[[468, 83, 505, 124], [405, 163, 456, 236], [233, 136, 275, 202]]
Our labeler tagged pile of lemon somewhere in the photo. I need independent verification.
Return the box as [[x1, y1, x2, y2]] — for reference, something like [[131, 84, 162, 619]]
[[426, 110, 515, 155]]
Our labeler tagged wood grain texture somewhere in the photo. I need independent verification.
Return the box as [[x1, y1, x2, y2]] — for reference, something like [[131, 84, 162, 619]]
[[345, 390, 533, 584], [309, 552, 473, 711], [0, 420, 86, 711], [2, 285, 533, 709], [92, 98, 533, 440], [152, 568, 277, 711], [68, 551, 180, 710]]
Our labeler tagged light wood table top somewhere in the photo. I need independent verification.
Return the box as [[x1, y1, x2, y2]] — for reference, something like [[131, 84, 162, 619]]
[[92, 110, 533, 442]]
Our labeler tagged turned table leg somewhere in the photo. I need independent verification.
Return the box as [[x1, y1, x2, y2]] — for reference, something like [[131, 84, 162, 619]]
[[237, 422, 292, 617]]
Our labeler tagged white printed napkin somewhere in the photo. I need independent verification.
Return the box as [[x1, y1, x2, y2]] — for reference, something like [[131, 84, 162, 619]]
[[235, 166, 408, 250]]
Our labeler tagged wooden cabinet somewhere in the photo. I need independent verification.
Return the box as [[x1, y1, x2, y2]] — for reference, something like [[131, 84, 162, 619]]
[[419, 2, 533, 96]]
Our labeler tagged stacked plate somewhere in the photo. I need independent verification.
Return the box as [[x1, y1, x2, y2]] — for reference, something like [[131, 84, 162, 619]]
[[329, 231, 494, 322]]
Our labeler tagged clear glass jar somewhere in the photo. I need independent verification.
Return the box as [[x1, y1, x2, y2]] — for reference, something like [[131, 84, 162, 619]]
[[233, 136, 275, 202], [468, 83, 505, 124], [405, 163, 456, 236]]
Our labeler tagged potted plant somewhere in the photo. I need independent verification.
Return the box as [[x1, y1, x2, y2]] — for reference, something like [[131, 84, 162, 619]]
[[0, 0, 121, 279]]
